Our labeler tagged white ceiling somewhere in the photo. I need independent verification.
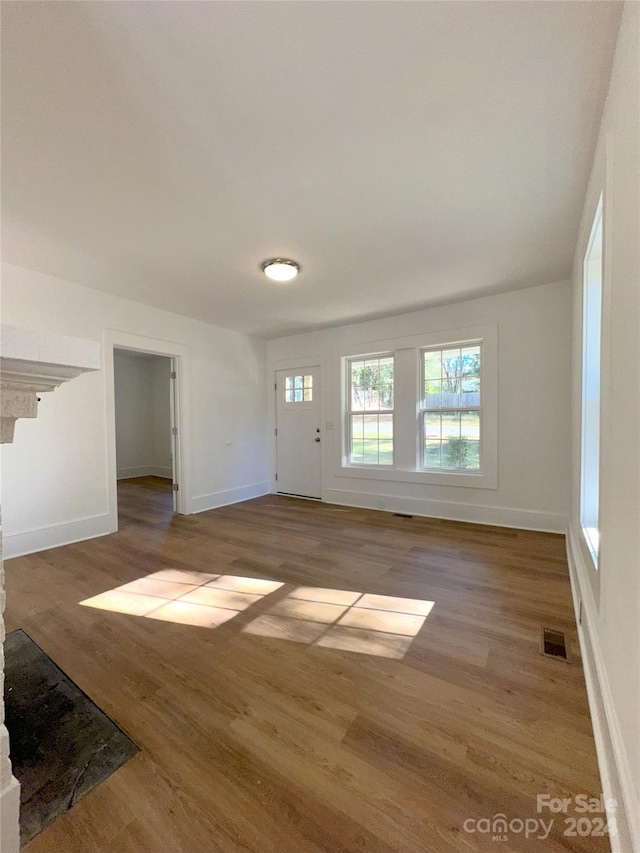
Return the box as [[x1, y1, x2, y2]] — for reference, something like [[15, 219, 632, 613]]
[[1, 1, 622, 338]]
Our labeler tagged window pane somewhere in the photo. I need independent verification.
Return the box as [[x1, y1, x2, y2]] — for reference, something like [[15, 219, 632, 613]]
[[424, 412, 441, 440], [363, 414, 379, 439], [294, 389, 303, 402], [424, 440, 442, 469], [350, 361, 365, 411], [294, 375, 303, 389], [460, 411, 480, 441], [423, 410, 480, 471], [285, 389, 293, 403], [363, 443, 379, 465], [424, 352, 441, 381], [441, 412, 460, 438], [378, 414, 393, 440], [350, 356, 394, 412], [303, 375, 312, 388], [285, 376, 293, 390], [378, 357, 394, 410], [303, 388, 312, 401], [461, 376, 480, 406], [461, 346, 480, 374], [349, 412, 393, 466], [378, 441, 393, 465], [581, 197, 602, 564], [350, 439, 364, 465], [424, 379, 442, 408], [424, 344, 481, 410], [439, 348, 460, 407], [464, 441, 480, 470], [443, 437, 466, 468], [349, 415, 364, 464], [379, 382, 393, 410]]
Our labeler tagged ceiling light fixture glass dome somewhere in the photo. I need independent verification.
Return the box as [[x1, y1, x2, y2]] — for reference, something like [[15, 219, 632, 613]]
[[261, 258, 300, 282]]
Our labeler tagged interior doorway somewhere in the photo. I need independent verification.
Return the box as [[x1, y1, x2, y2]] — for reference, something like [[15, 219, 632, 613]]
[[113, 348, 179, 521], [275, 366, 322, 499]]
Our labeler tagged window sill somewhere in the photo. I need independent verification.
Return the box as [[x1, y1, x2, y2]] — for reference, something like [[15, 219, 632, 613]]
[[337, 463, 497, 490], [582, 526, 600, 570]]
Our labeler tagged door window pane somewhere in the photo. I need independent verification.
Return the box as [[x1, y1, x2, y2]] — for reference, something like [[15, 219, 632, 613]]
[[285, 374, 313, 403]]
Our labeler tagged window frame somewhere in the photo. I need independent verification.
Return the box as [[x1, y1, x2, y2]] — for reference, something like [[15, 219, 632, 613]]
[[420, 341, 483, 473], [335, 324, 498, 489], [345, 352, 395, 468], [580, 194, 603, 570]]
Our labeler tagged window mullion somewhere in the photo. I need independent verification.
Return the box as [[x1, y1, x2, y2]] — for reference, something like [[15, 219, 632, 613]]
[[393, 348, 417, 470]]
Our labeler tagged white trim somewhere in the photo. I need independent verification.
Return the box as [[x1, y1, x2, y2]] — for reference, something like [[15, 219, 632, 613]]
[[2, 513, 113, 560], [117, 466, 172, 480], [566, 526, 639, 853], [190, 482, 270, 514], [103, 329, 192, 522], [324, 488, 566, 533]]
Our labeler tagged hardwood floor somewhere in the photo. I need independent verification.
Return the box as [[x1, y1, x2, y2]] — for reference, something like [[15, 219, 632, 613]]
[[5, 478, 608, 852]]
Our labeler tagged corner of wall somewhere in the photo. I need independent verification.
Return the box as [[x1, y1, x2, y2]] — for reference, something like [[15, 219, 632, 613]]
[[566, 526, 640, 853]]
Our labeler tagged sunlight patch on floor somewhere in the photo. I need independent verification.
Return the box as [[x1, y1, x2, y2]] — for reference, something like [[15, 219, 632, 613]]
[[80, 571, 284, 627], [242, 588, 434, 659], [80, 572, 434, 658]]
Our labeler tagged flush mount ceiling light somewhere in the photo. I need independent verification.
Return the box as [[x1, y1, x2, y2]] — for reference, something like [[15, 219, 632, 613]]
[[261, 258, 300, 282]]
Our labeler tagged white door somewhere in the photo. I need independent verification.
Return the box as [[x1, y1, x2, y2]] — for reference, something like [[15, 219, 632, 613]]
[[276, 367, 321, 499]]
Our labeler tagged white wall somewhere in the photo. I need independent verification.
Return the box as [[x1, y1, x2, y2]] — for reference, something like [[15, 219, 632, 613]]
[[566, 4, 639, 850], [268, 280, 572, 532], [114, 352, 172, 479], [0, 262, 270, 558]]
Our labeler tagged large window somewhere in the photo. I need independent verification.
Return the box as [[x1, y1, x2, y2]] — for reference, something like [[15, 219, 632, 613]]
[[347, 355, 394, 465], [338, 325, 497, 488], [580, 196, 603, 567], [422, 344, 481, 470]]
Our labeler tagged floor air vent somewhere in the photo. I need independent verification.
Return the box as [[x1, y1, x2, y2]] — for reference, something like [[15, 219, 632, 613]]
[[540, 627, 570, 662], [393, 513, 413, 518]]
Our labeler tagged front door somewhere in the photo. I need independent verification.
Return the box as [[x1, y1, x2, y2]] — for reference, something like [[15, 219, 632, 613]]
[[275, 367, 321, 499]]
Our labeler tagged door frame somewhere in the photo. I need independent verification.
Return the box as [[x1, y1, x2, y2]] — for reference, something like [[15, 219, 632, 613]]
[[269, 355, 326, 499], [104, 329, 192, 530]]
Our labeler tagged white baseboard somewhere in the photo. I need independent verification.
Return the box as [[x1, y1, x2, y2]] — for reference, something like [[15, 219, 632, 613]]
[[150, 466, 172, 479], [566, 526, 639, 853], [323, 488, 567, 533], [117, 466, 172, 480], [2, 513, 113, 560], [190, 482, 270, 514]]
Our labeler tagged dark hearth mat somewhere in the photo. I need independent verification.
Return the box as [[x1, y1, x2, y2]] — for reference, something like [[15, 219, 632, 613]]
[[4, 629, 139, 844]]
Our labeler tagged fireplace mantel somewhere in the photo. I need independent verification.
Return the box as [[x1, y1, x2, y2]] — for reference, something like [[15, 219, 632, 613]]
[[1, 326, 101, 443]]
